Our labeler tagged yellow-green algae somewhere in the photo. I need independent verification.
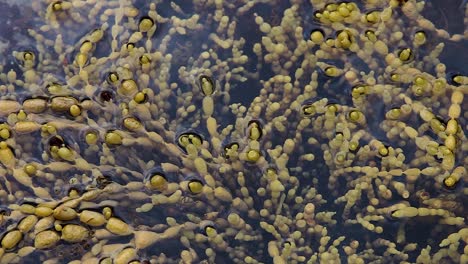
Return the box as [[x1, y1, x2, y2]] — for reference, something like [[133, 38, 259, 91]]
[[0, 0, 466, 263]]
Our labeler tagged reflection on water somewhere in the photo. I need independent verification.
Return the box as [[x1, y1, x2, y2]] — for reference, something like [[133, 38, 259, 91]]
[[0, 0, 466, 263]]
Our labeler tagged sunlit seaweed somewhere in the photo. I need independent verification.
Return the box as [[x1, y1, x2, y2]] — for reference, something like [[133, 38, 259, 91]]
[[0, 0, 466, 263]]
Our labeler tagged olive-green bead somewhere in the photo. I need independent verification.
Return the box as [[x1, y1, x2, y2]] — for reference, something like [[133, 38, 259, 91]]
[[139, 17, 155, 32], [105, 131, 122, 145], [188, 180, 204, 194]]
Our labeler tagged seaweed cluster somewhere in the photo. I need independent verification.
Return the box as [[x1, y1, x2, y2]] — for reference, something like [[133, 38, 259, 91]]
[[0, 0, 466, 263]]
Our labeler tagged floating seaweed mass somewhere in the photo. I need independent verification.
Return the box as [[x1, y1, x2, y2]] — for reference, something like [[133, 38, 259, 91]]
[[0, 0, 466, 263]]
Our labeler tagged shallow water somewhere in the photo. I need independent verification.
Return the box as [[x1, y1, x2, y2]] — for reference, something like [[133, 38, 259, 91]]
[[0, 0, 466, 263]]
